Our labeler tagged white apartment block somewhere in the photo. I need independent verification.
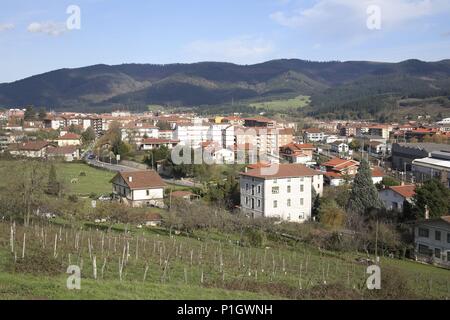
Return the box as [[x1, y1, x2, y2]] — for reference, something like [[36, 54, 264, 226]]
[[174, 123, 210, 148], [240, 164, 323, 223]]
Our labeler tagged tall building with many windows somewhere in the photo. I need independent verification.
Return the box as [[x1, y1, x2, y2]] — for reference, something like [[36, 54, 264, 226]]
[[239, 164, 323, 223]]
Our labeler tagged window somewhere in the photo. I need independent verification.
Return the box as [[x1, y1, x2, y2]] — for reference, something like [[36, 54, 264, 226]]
[[245, 183, 249, 191], [300, 178, 304, 182], [300, 198, 304, 206], [273, 200, 278, 208], [272, 187, 279, 194], [287, 186, 291, 193], [287, 178, 291, 182], [435, 231, 441, 241], [299, 213, 304, 220], [434, 248, 441, 259], [273, 179, 278, 183], [447, 233, 450, 244], [448, 252, 450, 262], [245, 197, 249, 205], [257, 199, 261, 208], [257, 186, 261, 194], [287, 199, 291, 207], [418, 228, 429, 238], [300, 185, 304, 192], [251, 198, 255, 210], [251, 185, 255, 195], [418, 244, 431, 256]]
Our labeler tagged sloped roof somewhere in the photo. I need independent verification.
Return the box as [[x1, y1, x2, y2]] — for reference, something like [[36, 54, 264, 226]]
[[112, 170, 166, 190], [241, 163, 321, 179], [389, 185, 416, 199]]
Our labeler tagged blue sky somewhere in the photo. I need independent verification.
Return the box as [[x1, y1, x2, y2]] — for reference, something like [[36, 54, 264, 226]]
[[1, 0, 450, 83]]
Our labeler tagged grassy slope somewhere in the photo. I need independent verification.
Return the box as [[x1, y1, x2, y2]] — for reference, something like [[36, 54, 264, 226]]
[[250, 96, 310, 111], [0, 272, 278, 300], [55, 163, 115, 196]]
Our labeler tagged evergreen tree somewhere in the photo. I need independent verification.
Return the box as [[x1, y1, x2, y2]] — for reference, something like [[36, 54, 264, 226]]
[[412, 179, 450, 219], [47, 164, 60, 196], [24, 106, 37, 121], [347, 159, 383, 215]]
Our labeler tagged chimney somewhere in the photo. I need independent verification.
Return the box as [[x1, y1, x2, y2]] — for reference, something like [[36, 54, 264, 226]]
[[425, 205, 430, 220], [128, 176, 133, 183]]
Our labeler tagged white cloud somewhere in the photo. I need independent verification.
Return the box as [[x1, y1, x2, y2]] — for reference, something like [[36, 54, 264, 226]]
[[184, 36, 275, 64], [27, 21, 68, 36], [271, 0, 450, 30], [0, 23, 15, 32]]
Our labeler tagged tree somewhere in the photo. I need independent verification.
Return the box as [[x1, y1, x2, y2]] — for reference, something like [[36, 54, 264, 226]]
[[145, 146, 170, 169], [81, 127, 96, 145], [38, 108, 47, 120], [412, 179, 450, 219], [46, 164, 61, 197], [319, 198, 345, 229], [349, 140, 361, 151], [347, 159, 383, 215], [157, 121, 172, 130], [24, 106, 37, 121]]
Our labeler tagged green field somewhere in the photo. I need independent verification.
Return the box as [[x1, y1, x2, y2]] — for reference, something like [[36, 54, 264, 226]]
[[250, 96, 310, 111], [56, 163, 115, 196]]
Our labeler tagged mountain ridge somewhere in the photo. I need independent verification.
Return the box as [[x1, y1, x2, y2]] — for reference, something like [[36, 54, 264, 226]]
[[1, 58, 449, 114]]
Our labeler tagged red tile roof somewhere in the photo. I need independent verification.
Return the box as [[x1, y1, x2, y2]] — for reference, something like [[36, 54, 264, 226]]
[[112, 170, 166, 190], [58, 133, 81, 140], [371, 167, 385, 177], [389, 185, 416, 199]]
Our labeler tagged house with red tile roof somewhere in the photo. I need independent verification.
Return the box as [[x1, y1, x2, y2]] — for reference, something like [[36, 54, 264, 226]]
[[56, 133, 81, 147], [379, 184, 416, 211], [111, 170, 166, 208], [239, 163, 323, 223], [279, 143, 315, 164]]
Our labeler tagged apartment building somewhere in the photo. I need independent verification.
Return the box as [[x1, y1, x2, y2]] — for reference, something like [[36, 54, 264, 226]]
[[240, 164, 323, 223]]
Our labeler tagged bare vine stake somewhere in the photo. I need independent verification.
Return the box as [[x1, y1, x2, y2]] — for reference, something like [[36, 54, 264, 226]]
[[136, 236, 139, 261], [101, 258, 107, 279], [22, 233, 26, 259], [88, 238, 92, 260], [143, 263, 149, 282], [53, 234, 58, 258], [10, 224, 14, 253], [93, 256, 97, 280], [184, 267, 188, 284]]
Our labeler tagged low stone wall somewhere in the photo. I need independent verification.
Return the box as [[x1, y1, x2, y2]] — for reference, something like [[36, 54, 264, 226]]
[[120, 160, 149, 171]]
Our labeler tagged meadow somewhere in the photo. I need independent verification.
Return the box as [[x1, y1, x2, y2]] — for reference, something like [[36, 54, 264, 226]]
[[249, 96, 310, 112], [56, 163, 116, 197]]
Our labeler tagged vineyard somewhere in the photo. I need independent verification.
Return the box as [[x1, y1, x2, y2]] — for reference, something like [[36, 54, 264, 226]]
[[0, 220, 449, 300]]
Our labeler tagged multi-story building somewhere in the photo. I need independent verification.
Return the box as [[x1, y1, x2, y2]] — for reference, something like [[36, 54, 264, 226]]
[[392, 143, 450, 171], [121, 122, 159, 146], [414, 216, 450, 268], [303, 128, 324, 143], [240, 164, 323, 223], [412, 151, 450, 188]]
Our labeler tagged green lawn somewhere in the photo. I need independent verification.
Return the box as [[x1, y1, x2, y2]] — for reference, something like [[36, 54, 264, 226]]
[[250, 95, 310, 111], [56, 163, 115, 196]]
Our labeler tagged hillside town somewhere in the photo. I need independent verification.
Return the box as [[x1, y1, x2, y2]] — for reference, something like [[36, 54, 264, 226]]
[[1, 106, 449, 271]]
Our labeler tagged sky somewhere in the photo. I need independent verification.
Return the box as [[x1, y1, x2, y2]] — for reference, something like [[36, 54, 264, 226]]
[[1, 0, 450, 83]]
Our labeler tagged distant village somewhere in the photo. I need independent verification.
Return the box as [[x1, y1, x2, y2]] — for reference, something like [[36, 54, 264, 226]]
[[0, 107, 449, 268]]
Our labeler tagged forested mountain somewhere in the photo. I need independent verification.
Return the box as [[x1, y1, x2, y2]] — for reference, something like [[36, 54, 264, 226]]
[[0, 59, 449, 115]]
